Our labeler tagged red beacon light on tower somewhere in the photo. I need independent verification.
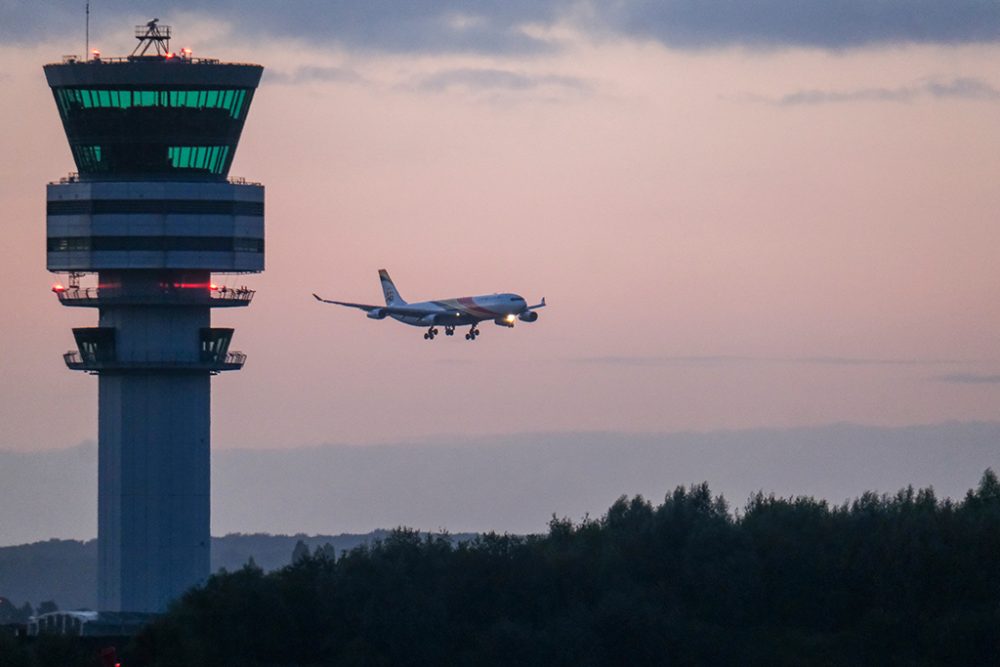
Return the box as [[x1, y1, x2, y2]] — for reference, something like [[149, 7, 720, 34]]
[[51, 283, 66, 293], [180, 47, 192, 60], [90, 49, 101, 61]]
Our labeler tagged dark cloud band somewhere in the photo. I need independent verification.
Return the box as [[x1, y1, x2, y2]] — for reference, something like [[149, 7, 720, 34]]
[[4, 1, 1000, 54], [743, 78, 1000, 107], [606, 0, 1000, 50]]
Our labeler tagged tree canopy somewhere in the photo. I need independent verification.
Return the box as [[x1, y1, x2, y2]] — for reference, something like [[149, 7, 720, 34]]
[[121, 471, 1000, 666]]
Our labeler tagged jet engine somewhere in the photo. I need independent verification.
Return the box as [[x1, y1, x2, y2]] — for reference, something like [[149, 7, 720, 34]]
[[367, 308, 388, 319], [518, 311, 539, 322]]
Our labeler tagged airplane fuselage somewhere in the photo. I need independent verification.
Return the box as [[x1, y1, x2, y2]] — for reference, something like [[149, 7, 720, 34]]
[[390, 293, 527, 327]]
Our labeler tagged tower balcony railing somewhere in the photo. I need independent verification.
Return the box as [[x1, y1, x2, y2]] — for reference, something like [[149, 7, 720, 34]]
[[55, 55, 226, 65], [50, 173, 261, 186], [64, 350, 246, 373], [54, 286, 254, 308]]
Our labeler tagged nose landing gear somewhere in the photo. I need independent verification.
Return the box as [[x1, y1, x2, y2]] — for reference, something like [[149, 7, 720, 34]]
[[445, 326, 455, 336]]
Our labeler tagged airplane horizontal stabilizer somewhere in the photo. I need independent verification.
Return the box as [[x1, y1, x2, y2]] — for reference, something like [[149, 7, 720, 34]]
[[527, 297, 546, 310]]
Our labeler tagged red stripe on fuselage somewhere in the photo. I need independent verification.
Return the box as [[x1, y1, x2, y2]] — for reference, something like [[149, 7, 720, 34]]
[[456, 297, 500, 319]]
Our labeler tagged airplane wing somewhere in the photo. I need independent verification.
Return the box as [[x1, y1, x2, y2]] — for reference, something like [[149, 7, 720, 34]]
[[312, 294, 383, 312], [527, 297, 547, 310], [313, 294, 460, 318]]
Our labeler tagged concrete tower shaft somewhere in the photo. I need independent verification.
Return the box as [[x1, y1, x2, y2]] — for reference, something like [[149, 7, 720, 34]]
[[44, 31, 264, 612]]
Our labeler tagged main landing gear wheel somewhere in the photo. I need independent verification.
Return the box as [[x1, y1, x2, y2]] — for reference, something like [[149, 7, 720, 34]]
[[465, 326, 480, 341], [424, 327, 439, 340]]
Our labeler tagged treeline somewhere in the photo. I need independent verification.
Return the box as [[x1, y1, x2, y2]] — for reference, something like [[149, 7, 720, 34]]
[[0, 532, 410, 611], [0, 598, 52, 625], [117, 471, 1000, 666]]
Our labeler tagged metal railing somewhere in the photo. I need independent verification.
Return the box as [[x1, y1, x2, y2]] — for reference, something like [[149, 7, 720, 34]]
[[64, 350, 246, 371], [224, 352, 247, 365], [134, 24, 172, 40], [51, 173, 260, 186], [52, 56, 250, 66], [55, 286, 254, 306], [229, 176, 263, 186]]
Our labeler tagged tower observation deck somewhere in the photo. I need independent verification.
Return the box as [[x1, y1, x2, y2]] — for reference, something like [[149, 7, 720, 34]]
[[43, 22, 264, 612]]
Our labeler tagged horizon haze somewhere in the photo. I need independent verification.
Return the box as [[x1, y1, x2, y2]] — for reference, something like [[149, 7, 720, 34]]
[[1, 422, 996, 546]]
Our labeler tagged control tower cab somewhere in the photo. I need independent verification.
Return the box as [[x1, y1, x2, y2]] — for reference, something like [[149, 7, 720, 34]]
[[43, 22, 264, 612]]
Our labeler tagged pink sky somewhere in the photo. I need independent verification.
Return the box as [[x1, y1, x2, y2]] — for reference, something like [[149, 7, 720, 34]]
[[1, 28, 999, 452]]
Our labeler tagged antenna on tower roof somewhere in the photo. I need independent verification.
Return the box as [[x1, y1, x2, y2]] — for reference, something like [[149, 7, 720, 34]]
[[131, 18, 172, 57], [85, 1, 90, 56]]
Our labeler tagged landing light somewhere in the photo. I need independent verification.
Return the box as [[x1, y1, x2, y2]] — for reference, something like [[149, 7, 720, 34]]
[[505, 314, 516, 323]]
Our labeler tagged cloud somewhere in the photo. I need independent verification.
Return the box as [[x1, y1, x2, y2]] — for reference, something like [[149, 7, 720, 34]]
[[409, 68, 590, 94], [601, 0, 1000, 50], [265, 66, 365, 86], [793, 356, 962, 367], [745, 77, 1000, 106], [933, 374, 1000, 385], [925, 77, 1000, 100], [1, 0, 562, 55], [4, 1, 1000, 53], [578, 355, 966, 367]]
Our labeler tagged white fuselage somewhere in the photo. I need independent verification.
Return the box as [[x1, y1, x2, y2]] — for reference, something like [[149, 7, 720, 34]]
[[391, 293, 527, 327]]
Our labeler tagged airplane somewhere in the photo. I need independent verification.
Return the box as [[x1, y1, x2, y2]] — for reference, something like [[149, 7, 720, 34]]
[[313, 269, 546, 341]]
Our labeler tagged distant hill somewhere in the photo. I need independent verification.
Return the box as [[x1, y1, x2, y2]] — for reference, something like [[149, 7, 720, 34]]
[[3, 423, 999, 546], [0, 531, 475, 610]]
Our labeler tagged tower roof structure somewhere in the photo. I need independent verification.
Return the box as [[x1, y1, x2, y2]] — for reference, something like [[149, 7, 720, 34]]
[[44, 41, 262, 181]]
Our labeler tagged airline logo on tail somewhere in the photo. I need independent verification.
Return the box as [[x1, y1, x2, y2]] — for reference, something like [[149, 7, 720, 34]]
[[379, 269, 404, 306]]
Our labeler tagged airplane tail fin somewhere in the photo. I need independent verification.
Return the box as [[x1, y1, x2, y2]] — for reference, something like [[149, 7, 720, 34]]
[[378, 269, 406, 306]]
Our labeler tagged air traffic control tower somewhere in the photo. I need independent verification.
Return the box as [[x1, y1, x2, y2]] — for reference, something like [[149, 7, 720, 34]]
[[44, 22, 264, 612]]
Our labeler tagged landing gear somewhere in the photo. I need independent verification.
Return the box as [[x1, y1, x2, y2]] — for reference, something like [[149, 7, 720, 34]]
[[424, 327, 439, 340], [445, 326, 455, 336], [465, 326, 480, 341]]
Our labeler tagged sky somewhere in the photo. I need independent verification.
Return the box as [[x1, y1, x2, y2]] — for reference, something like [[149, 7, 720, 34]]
[[1, 1, 999, 458]]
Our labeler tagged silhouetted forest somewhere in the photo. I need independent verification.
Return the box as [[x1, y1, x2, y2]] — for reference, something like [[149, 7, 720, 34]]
[[124, 472, 999, 666], [4, 472, 998, 666]]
